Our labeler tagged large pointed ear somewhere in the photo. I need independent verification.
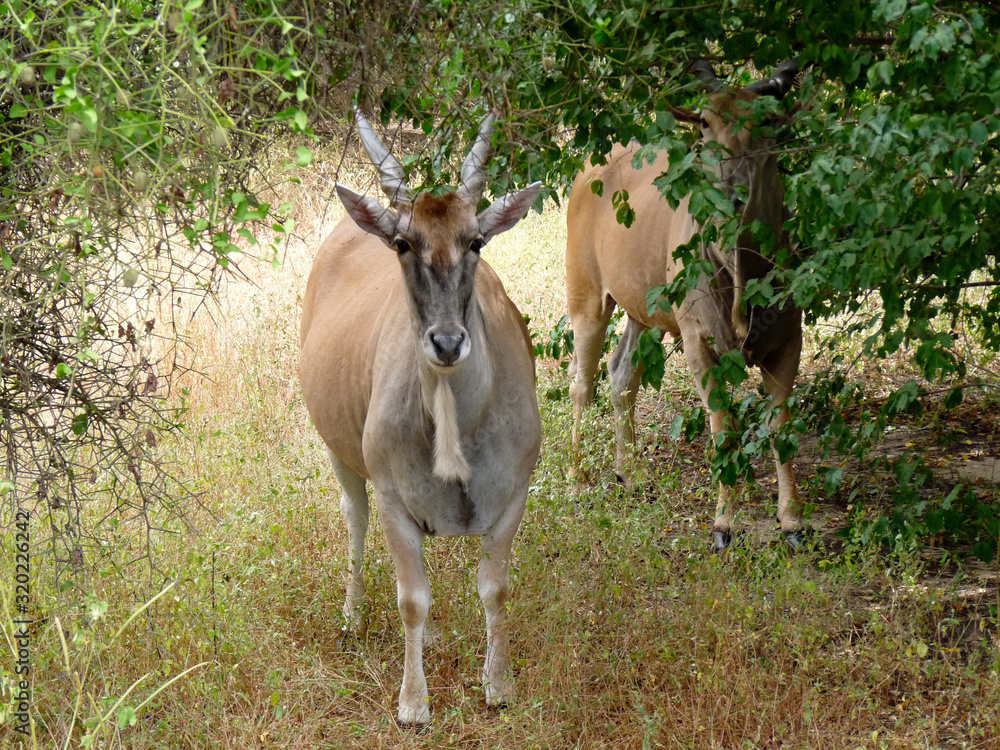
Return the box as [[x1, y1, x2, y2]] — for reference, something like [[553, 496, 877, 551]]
[[669, 106, 707, 125], [335, 184, 399, 245], [477, 182, 543, 242]]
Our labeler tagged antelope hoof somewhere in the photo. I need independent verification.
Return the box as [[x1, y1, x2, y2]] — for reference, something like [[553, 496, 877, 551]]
[[568, 465, 591, 487], [614, 471, 635, 493], [711, 530, 731, 553], [396, 702, 431, 727], [342, 601, 364, 632], [484, 678, 514, 708], [784, 529, 806, 551]]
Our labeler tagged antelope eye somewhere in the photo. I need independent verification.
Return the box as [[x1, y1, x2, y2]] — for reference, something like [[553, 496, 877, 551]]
[[468, 237, 484, 254], [391, 238, 411, 255]]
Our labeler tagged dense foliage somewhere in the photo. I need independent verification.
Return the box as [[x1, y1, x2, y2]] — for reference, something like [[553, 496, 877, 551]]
[[0, 0, 323, 586], [360, 0, 1000, 560], [368, 0, 1000, 378]]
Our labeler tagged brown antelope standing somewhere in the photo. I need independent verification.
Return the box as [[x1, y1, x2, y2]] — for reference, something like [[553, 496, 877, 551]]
[[565, 61, 804, 551], [299, 111, 542, 724]]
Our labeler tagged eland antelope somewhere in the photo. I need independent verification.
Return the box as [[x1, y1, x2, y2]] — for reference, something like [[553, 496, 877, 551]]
[[299, 111, 542, 724], [565, 60, 804, 551]]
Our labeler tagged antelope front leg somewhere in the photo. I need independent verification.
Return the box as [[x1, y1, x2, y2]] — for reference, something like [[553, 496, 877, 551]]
[[478, 553, 513, 705], [761, 335, 804, 546], [478, 497, 527, 706], [685, 338, 737, 551], [707, 407, 737, 549], [380, 505, 432, 725]]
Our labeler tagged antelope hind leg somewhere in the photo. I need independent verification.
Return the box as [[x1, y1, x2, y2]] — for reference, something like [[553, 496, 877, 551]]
[[328, 450, 369, 629], [477, 496, 526, 707], [567, 298, 616, 481], [608, 316, 645, 490]]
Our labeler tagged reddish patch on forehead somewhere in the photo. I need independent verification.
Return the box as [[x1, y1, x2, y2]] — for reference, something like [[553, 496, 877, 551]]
[[411, 191, 469, 222], [702, 90, 760, 150], [409, 191, 476, 269], [706, 87, 757, 112]]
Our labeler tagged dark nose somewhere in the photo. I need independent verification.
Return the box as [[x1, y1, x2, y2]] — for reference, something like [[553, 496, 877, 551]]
[[430, 330, 466, 366]]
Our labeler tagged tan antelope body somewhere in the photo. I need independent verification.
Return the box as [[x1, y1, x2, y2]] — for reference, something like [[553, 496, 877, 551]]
[[566, 61, 804, 550], [300, 112, 542, 724]]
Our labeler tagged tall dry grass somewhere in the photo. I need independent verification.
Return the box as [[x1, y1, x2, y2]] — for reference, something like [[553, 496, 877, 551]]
[[2, 140, 999, 750]]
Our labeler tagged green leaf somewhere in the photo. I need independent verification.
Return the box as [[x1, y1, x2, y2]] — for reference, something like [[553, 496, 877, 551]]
[[669, 415, 684, 441], [823, 467, 843, 494], [293, 110, 308, 132], [295, 147, 313, 167], [81, 107, 98, 133], [684, 409, 705, 442], [646, 284, 667, 316], [944, 387, 963, 409], [234, 196, 269, 221], [615, 202, 635, 228], [925, 509, 944, 536], [868, 60, 893, 85], [118, 706, 137, 730], [72, 412, 89, 436], [87, 597, 109, 621], [717, 350, 748, 387], [704, 187, 734, 217], [881, 0, 907, 21], [633, 327, 665, 389]]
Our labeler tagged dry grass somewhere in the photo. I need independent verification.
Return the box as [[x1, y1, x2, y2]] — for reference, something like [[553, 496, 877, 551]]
[[2, 143, 1000, 750]]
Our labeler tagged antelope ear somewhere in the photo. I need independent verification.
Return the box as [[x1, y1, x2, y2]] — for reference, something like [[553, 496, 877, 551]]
[[335, 184, 398, 245], [669, 106, 706, 125], [477, 182, 543, 242]]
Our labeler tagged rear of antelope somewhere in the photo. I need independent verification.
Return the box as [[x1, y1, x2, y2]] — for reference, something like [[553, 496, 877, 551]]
[[565, 60, 806, 551]]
